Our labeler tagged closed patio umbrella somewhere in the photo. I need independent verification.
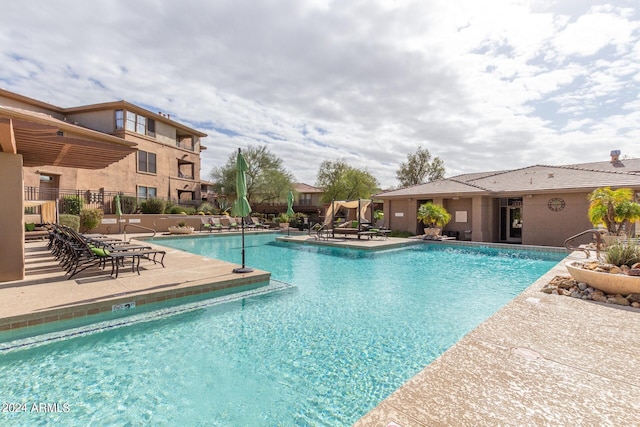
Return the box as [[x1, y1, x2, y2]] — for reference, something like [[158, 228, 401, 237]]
[[286, 190, 295, 235], [114, 193, 123, 233], [232, 148, 253, 273]]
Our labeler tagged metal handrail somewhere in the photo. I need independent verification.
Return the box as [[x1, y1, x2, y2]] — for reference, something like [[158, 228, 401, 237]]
[[563, 229, 603, 259], [123, 223, 156, 242]]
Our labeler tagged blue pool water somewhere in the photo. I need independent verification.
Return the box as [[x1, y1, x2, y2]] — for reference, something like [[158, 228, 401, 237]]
[[0, 234, 565, 426]]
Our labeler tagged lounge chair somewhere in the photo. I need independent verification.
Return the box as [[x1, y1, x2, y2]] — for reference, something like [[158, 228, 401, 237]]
[[219, 216, 239, 231], [200, 217, 223, 232], [250, 216, 270, 229], [369, 220, 391, 240]]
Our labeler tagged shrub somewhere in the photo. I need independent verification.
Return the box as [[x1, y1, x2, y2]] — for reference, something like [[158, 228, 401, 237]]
[[140, 198, 166, 214], [59, 214, 80, 231], [62, 195, 83, 215], [390, 230, 412, 238], [198, 202, 215, 214], [167, 205, 184, 214], [605, 241, 640, 267], [181, 207, 196, 215], [80, 208, 103, 233], [120, 196, 138, 214]]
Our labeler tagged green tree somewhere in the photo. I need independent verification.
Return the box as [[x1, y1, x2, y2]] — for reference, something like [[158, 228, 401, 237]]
[[588, 187, 640, 235], [396, 146, 445, 187], [316, 160, 379, 202], [417, 202, 451, 228], [210, 146, 294, 205]]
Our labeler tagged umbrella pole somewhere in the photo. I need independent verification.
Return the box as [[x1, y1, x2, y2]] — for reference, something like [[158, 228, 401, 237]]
[[233, 217, 253, 273]]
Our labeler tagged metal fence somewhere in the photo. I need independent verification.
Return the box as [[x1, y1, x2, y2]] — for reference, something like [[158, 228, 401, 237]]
[[24, 187, 201, 215]]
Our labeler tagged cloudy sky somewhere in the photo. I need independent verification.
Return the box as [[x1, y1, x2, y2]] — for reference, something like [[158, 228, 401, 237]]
[[1, 0, 639, 188]]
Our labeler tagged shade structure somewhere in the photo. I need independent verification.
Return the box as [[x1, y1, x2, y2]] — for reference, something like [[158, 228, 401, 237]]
[[287, 190, 295, 217], [233, 148, 253, 273], [114, 194, 123, 233]]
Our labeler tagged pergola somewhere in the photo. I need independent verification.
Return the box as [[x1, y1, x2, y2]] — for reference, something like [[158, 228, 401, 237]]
[[0, 106, 136, 168]]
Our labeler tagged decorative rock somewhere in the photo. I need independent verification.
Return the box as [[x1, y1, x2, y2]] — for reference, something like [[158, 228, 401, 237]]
[[578, 282, 588, 291], [609, 266, 622, 275], [627, 268, 640, 276], [607, 295, 630, 306], [627, 293, 640, 304], [632, 263, 640, 269], [632, 302, 640, 308]]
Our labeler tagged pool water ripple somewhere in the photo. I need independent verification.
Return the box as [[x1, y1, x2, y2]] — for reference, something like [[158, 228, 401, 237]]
[[0, 234, 565, 426]]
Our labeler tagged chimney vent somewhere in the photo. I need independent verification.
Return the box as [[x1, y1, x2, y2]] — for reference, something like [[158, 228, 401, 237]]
[[611, 150, 621, 162]]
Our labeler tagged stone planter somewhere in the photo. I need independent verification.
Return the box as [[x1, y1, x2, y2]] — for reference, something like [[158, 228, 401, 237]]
[[566, 262, 640, 295], [168, 226, 194, 235]]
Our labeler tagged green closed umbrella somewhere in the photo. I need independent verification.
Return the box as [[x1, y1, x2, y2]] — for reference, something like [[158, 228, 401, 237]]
[[232, 148, 253, 273], [114, 193, 123, 233], [286, 190, 295, 217]]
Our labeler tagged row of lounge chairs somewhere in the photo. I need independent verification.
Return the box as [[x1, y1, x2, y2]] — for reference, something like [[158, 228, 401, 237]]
[[48, 224, 166, 279], [200, 216, 272, 233]]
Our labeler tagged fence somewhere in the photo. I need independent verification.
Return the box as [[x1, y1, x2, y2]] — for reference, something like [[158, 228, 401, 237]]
[[24, 187, 202, 215]]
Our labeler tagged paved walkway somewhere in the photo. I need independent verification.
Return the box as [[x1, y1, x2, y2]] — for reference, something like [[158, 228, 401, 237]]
[[355, 254, 640, 426]]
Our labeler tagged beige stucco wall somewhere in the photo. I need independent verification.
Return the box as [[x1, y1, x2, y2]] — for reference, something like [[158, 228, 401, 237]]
[[443, 198, 473, 237], [0, 152, 25, 281], [23, 131, 201, 200], [0, 94, 63, 119], [66, 110, 115, 134], [522, 192, 592, 247]]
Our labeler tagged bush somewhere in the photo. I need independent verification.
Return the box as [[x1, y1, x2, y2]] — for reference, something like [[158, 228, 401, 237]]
[[390, 230, 412, 238], [140, 198, 166, 214], [166, 205, 183, 214], [80, 208, 103, 233], [605, 241, 640, 267], [198, 202, 215, 214], [62, 195, 83, 215], [59, 214, 80, 231], [181, 207, 196, 215], [120, 196, 138, 214]]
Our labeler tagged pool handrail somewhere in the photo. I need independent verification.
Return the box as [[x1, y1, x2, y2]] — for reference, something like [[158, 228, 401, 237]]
[[123, 223, 156, 242], [563, 229, 602, 259]]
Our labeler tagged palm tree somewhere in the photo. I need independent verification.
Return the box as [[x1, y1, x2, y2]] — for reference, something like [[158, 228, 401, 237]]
[[588, 187, 640, 235], [417, 202, 451, 229]]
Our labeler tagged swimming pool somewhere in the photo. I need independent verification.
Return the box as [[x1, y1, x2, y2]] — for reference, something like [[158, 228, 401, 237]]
[[0, 234, 565, 426]]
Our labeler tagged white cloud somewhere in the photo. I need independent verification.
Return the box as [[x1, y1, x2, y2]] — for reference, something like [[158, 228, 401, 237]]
[[0, 0, 639, 188]]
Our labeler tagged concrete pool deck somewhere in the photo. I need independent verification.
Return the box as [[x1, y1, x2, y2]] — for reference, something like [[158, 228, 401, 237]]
[[355, 252, 640, 426], [0, 235, 270, 331], [2, 234, 640, 425]]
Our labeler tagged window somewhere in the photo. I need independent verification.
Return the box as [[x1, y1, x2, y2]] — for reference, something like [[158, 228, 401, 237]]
[[126, 111, 136, 132], [116, 109, 155, 137], [299, 194, 312, 206], [115, 110, 124, 130], [138, 150, 157, 174], [137, 186, 157, 199]]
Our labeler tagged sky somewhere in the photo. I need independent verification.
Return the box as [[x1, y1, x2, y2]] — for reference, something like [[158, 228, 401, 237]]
[[1, 0, 639, 189]]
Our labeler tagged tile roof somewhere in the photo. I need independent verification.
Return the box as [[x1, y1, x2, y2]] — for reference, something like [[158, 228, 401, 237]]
[[376, 158, 640, 198], [295, 182, 323, 193]]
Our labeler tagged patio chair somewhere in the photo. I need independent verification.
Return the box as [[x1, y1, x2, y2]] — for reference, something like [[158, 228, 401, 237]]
[[200, 217, 223, 232]]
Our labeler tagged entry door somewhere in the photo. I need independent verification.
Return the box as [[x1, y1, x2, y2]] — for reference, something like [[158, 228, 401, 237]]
[[507, 207, 522, 242]]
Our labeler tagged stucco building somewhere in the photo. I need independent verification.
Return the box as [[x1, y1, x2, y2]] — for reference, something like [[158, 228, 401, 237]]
[[0, 88, 207, 281], [1, 89, 207, 206], [377, 152, 640, 247]]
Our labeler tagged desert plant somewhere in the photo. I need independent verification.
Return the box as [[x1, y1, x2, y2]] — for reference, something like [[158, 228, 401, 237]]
[[79, 208, 103, 233], [62, 195, 83, 215], [59, 214, 80, 231], [588, 187, 640, 235], [177, 220, 187, 227], [198, 202, 215, 214], [417, 202, 451, 228], [140, 198, 166, 214], [605, 240, 640, 267], [120, 195, 138, 214], [274, 213, 290, 224]]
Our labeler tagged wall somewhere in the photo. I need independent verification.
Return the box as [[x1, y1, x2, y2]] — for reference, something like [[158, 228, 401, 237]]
[[0, 94, 63, 119], [0, 152, 25, 281], [443, 198, 473, 238], [66, 110, 115, 134], [522, 192, 592, 247], [386, 199, 418, 233]]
